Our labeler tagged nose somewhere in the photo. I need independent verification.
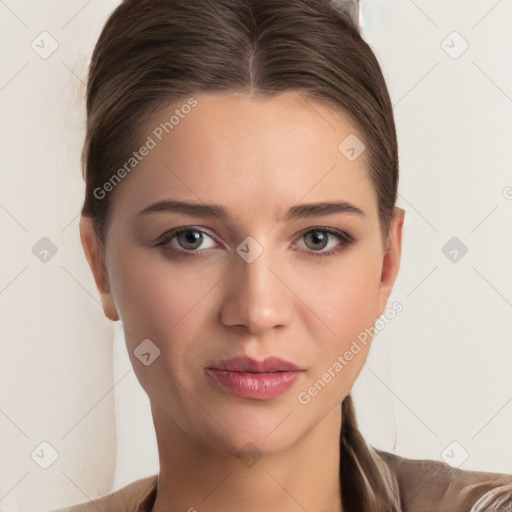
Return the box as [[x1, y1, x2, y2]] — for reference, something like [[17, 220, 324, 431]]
[[219, 242, 293, 336]]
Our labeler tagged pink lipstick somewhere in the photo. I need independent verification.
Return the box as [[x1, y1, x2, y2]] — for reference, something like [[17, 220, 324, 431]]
[[205, 356, 303, 400]]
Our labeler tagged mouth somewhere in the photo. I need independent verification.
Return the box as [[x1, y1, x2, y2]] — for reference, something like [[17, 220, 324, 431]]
[[205, 356, 304, 400]]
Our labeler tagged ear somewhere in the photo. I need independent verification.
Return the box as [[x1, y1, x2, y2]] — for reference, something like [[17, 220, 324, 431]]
[[378, 207, 405, 315], [79, 216, 119, 322]]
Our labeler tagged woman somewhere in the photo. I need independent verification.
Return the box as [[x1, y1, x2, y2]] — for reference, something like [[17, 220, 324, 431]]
[[55, 0, 512, 510]]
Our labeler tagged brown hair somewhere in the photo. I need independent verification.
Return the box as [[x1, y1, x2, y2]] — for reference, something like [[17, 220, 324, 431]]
[[342, 393, 401, 511], [82, 0, 398, 245], [82, 1, 401, 510]]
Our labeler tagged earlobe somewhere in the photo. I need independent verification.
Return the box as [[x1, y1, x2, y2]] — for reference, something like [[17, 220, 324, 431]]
[[79, 216, 120, 322], [378, 207, 405, 315]]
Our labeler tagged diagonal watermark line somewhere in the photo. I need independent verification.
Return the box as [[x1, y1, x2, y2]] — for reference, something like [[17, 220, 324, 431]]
[[60, 264, 103, 309], [61, 60, 86, 86], [266, 266, 336, 335], [469, 204, 499, 233], [266, 471, 311, 512], [62, 369, 132, 439], [161, 163, 252, 334], [398, 193, 439, 233], [471, 396, 512, 439], [0, 472, 29, 502], [0, 408, 29, 438], [401, 463, 491, 509], [471, 265, 512, 309], [61, 471, 102, 511], [163, 267, 234, 337], [294, 88, 337, 131], [165, 160, 334, 335], [369, 368, 439, 438], [60, 211, 81, 233], [0, 0, 28, 28], [162, 158, 336, 307], [199, 470, 233, 504], [61, 0, 94, 29], [266, 164, 337, 235], [405, 0, 439, 28], [0, 62, 29, 93], [162, 162, 235, 237], [471, 0, 503, 29], [162, 368, 234, 438], [0, 203, 29, 232], [406, 265, 438, 297], [393, 62, 439, 109], [265, 409, 294, 438], [0, 265, 28, 296], [472, 61, 512, 105], [61, 264, 132, 335]]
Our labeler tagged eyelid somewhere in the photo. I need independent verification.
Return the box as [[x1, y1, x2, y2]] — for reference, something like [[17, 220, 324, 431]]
[[291, 226, 354, 256], [295, 226, 353, 242], [156, 225, 354, 256], [155, 226, 220, 251]]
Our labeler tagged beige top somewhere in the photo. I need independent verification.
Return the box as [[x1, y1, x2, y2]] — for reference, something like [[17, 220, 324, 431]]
[[53, 450, 512, 512]]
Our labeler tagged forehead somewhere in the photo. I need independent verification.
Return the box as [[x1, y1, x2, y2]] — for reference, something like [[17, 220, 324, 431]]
[[109, 91, 378, 222]]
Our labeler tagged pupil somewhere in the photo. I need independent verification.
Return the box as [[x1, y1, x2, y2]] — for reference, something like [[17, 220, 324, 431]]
[[180, 230, 202, 249], [308, 231, 327, 250]]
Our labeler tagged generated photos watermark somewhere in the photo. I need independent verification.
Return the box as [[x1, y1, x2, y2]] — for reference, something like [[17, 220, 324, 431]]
[[297, 301, 403, 405], [93, 97, 198, 200]]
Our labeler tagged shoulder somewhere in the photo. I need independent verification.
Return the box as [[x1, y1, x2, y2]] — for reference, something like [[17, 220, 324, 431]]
[[376, 448, 512, 512], [51, 474, 158, 512]]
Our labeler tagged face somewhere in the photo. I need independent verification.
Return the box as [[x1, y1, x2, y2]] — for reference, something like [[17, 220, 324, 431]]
[[81, 91, 403, 456]]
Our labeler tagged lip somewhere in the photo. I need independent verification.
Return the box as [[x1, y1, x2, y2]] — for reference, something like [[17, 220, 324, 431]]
[[205, 356, 304, 400], [209, 355, 301, 373]]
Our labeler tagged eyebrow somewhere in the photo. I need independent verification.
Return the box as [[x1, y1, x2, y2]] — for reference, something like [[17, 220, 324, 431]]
[[137, 199, 366, 222]]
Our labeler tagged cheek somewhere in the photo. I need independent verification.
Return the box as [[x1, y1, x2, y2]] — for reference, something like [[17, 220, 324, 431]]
[[110, 253, 218, 395], [295, 264, 382, 407], [110, 250, 218, 342], [303, 251, 383, 341]]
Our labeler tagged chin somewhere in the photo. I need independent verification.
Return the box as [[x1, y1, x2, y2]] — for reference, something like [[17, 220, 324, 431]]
[[192, 404, 307, 458], [205, 427, 299, 460]]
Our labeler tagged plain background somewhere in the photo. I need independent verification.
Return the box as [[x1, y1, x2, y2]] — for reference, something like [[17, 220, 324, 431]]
[[0, 0, 511, 510]]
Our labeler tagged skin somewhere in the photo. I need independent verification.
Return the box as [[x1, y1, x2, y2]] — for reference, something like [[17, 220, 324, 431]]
[[80, 91, 405, 512]]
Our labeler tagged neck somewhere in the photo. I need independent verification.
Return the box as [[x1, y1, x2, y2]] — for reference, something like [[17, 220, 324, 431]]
[[151, 405, 344, 512]]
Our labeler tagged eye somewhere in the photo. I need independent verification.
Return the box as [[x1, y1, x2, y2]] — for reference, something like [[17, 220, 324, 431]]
[[292, 228, 354, 258], [156, 227, 217, 253], [155, 226, 354, 258]]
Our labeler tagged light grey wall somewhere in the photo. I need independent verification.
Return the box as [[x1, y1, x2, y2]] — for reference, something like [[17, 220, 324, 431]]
[[0, 1, 511, 510], [355, 0, 512, 477]]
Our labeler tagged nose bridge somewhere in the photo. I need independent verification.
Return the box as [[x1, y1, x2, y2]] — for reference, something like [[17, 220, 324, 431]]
[[220, 237, 291, 334]]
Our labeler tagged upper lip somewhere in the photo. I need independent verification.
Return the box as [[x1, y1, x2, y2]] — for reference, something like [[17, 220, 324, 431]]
[[207, 356, 301, 373]]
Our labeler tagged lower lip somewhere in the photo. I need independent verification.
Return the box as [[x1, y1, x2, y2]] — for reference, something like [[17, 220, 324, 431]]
[[205, 369, 301, 399]]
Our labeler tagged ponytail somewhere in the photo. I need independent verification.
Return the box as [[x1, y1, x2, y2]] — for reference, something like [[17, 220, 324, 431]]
[[340, 393, 402, 511]]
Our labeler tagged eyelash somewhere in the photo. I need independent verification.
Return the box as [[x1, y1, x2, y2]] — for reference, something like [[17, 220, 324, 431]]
[[292, 227, 354, 258], [155, 226, 354, 259]]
